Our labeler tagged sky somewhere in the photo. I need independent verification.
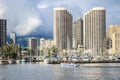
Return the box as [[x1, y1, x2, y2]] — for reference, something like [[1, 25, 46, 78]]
[[0, 0, 120, 36]]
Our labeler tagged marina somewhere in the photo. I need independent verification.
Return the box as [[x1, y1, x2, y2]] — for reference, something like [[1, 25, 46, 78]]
[[1, 56, 120, 65]]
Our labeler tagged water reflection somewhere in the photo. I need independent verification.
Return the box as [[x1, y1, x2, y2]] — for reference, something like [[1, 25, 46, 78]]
[[0, 63, 120, 80]]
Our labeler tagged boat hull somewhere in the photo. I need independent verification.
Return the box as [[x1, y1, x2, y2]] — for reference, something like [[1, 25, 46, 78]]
[[61, 63, 79, 67]]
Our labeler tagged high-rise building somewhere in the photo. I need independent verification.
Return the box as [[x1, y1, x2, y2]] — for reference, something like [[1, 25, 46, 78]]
[[73, 17, 83, 48], [10, 32, 16, 44], [84, 7, 106, 56], [53, 7, 73, 50], [108, 25, 120, 55], [28, 37, 37, 55], [0, 19, 7, 49]]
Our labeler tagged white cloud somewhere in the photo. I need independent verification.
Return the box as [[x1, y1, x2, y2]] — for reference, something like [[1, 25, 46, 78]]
[[16, 17, 42, 35], [37, 2, 48, 9], [0, 0, 42, 36], [0, 3, 6, 17]]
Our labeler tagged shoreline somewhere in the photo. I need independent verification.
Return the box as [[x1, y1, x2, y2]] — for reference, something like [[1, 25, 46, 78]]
[[0, 60, 120, 64]]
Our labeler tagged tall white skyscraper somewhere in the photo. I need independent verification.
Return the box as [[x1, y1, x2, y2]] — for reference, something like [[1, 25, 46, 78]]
[[84, 7, 106, 56], [53, 7, 73, 50]]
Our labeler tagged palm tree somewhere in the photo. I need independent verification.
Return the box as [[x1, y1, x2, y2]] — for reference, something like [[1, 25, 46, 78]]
[[25, 48, 36, 57], [31, 49, 35, 56], [1, 44, 18, 60], [51, 45, 57, 57], [24, 48, 31, 56], [48, 48, 51, 57], [40, 50, 44, 57]]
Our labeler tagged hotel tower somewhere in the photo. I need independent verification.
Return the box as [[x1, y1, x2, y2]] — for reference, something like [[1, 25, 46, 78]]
[[53, 7, 73, 50], [84, 7, 106, 56]]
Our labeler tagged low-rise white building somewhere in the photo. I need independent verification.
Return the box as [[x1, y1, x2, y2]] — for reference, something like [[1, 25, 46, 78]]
[[40, 38, 53, 50]]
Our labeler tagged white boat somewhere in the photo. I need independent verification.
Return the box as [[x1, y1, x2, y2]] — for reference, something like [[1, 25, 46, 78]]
[[0, 60, 2, 64], [8, 60, 12, 64], [61, 62, 79, 67], [16, 60, 20, 64], [43, 59, 50, 64], [20, 59, 25, 63]]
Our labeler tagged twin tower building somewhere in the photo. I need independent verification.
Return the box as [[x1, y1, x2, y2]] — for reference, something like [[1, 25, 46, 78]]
[[53, 7, 106, 56]]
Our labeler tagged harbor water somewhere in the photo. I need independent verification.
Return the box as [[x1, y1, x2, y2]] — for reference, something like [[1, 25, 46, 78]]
[[0, 63, 120, 80]]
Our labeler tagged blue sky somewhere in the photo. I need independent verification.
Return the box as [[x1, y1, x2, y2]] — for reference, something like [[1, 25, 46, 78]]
[[0, 0, 120, 36]]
